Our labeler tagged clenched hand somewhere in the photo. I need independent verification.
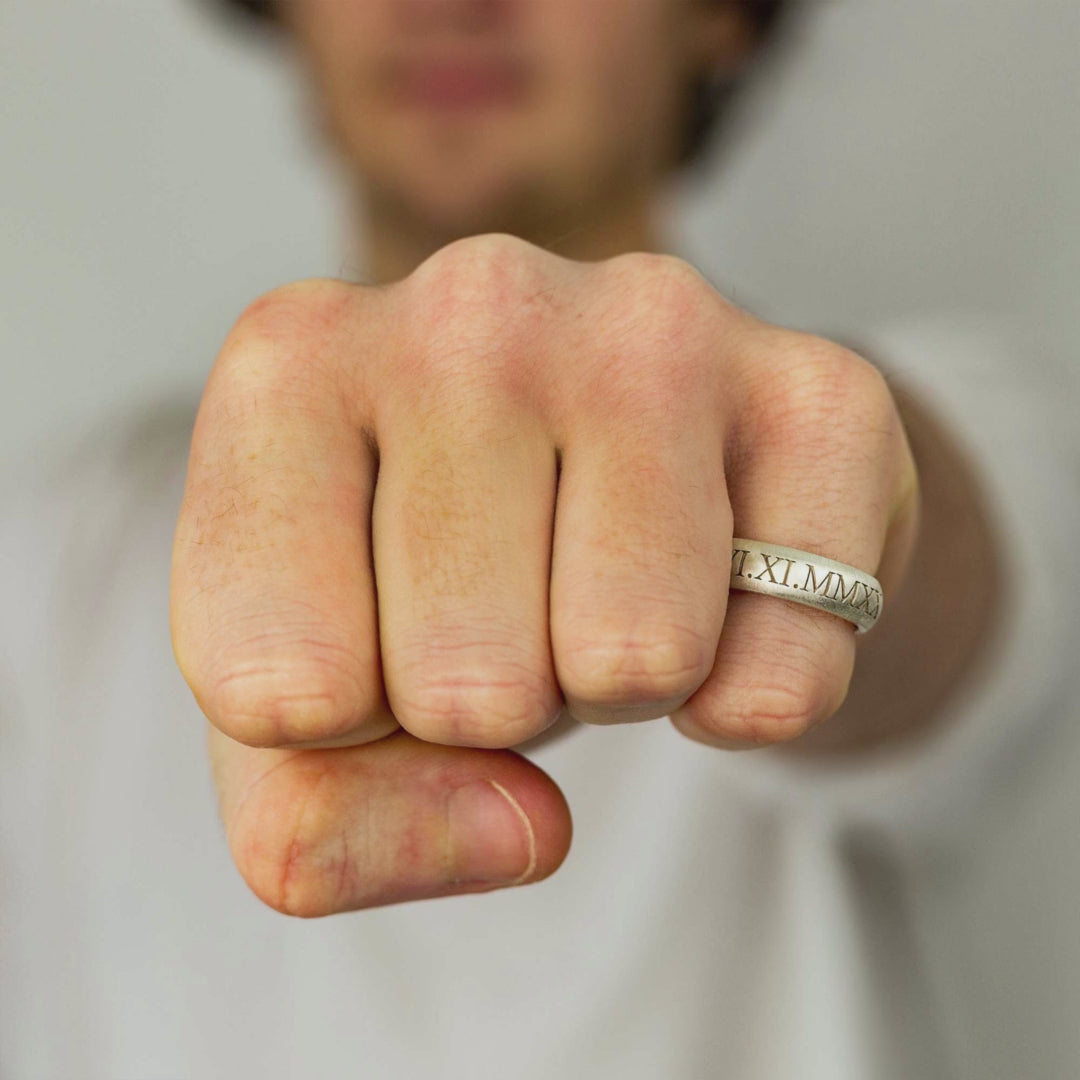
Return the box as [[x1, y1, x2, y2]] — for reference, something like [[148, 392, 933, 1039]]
[[171, 234, 918, 916]]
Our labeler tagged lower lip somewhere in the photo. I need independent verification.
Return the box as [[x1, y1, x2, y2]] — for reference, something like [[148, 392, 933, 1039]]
[[394, 66, 528, 109]]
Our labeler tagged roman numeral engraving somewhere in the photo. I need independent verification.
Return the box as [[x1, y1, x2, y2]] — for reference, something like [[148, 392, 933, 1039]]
[[800, 564, 831, 596], [799, 564, 882, 617], [731, 542, 882, 628], [854, 580, 883, 618], [832, 573, 861, 607], [754, 553, 796, 585], [732, 548, 752, 577]]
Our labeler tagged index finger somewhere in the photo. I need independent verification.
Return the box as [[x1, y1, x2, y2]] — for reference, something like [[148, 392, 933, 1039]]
[[170, 278, 396, 749]]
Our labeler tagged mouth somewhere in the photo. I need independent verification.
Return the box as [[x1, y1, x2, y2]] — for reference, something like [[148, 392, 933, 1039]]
[[387, 55, 533, 110]]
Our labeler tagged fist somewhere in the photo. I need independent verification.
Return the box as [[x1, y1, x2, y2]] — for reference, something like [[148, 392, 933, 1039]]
[[171, 234, 918, 915]]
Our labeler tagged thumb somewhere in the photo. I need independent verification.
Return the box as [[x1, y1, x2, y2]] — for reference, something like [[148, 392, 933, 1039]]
[[209, 725, 573, 916]]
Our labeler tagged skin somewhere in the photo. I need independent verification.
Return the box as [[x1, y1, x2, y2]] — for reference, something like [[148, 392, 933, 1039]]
[[170, 0, 1002, 916]]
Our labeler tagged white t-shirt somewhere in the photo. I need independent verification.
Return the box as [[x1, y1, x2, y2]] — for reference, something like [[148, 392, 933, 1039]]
[[2, 314, 1078, 1080]]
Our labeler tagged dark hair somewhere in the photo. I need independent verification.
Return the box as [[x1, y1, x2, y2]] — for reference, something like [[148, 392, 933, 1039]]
[[204, 0, 796, 170], [680, 0, 794, 170]]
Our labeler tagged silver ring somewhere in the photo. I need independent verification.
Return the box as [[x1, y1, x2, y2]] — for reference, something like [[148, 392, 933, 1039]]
[[730, 538, 883, 634]]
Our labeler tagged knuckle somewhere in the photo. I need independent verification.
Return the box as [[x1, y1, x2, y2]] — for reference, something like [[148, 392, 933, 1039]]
[[601, 251, 717, 329], [818, 344, 896, 420], [211, 278, 363, 410], [406, 233, 547, 322], [230, 759, 354, 918], [712, 676, 837, 746], [398, 234, 557, 386], [230, 277, 357, 352], [211, 637, 371, 747], [423, 230, 539, 273], [559, 628, 711, 707], [689, 616, 854, 747], [750, 334, 898, 450], [780, 335, 884, 407], [397, 666, 555, 748], [588, 254, 719, 397], [604, 250, 708, 297]]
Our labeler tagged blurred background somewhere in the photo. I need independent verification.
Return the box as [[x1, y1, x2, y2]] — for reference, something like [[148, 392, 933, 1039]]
[[3, 5, 1080, 1077], [2, 0, 1077, 480]]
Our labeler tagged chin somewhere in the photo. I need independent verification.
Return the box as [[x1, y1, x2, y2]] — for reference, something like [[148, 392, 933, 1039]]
[[410, 178, 547, 242], [414, 180, 507, 231], [364, 141, 560, 241]]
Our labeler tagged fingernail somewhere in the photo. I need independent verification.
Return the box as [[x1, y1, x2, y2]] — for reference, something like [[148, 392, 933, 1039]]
[[446, 779, 536, 886]]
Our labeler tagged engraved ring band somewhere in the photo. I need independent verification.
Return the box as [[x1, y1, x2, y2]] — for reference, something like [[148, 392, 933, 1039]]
[[730, 538, 883, 634]]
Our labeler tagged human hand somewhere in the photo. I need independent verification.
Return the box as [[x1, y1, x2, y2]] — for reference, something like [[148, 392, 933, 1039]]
[[170, 233, 918, 915]]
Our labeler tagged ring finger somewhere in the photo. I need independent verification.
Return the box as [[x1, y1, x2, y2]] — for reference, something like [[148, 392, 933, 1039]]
[[670, 341, 919, 748]]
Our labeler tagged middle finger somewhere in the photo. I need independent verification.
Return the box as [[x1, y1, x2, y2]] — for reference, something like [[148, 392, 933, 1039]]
[[372, 385, 563, 749]]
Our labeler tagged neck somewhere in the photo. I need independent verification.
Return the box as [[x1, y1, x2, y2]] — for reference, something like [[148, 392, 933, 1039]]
[[347, 182, 668, 285]]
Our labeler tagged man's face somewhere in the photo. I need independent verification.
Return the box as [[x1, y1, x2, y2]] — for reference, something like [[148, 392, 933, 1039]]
[[282, 0, 736, 239]]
